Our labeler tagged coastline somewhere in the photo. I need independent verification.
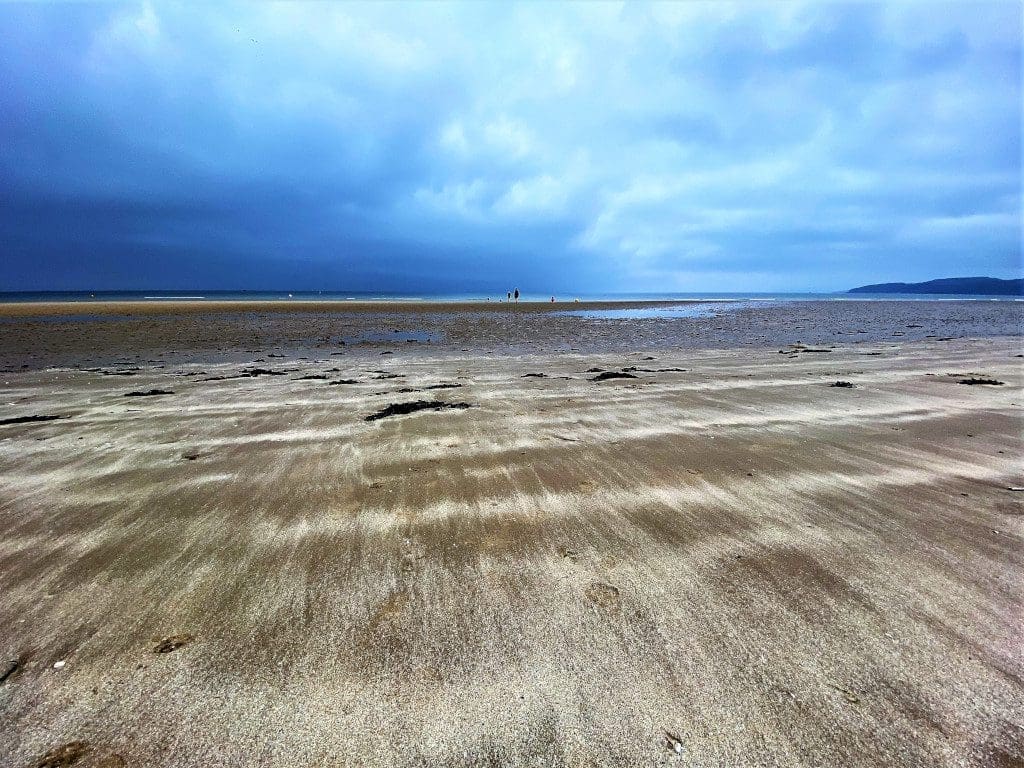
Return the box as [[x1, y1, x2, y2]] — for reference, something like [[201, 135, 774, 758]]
[[0, 299, 692, 318]]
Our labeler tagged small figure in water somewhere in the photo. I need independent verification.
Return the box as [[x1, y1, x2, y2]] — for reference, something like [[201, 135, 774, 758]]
[[507, 291, 511, 302], [550, 296, 555, 303], [514, 288, 519, 303]]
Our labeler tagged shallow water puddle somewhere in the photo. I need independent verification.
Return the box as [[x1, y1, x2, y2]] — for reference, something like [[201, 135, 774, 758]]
[[555, 302, 747, 320]]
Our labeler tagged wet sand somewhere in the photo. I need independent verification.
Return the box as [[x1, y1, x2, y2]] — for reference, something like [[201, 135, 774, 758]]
[[0, 310, 1022, 767], [1, 298, 1020, 369]]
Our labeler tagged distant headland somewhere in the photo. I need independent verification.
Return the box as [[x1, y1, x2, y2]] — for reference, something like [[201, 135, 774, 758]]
[[849, 276, 1023, 296]]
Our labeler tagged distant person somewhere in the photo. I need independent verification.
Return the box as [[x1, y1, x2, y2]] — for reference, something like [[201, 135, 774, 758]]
[[550, 296, 555, 303], [514, 288, 519, 303], [507, 291, 511, 302]]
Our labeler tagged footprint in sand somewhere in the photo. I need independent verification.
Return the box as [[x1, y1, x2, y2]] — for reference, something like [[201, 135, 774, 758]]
[[400, 539, 424, 573], [585, 582, 621, 614]]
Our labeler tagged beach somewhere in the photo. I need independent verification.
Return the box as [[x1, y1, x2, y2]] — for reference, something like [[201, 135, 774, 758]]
[[0, 301, 1022, 767]]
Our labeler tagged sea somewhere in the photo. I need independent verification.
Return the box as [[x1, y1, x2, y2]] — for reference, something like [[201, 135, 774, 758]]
[[0, 290, 1020, 303]]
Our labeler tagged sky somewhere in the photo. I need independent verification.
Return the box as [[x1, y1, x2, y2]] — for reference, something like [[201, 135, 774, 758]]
[[0, 1, 1021, 294]]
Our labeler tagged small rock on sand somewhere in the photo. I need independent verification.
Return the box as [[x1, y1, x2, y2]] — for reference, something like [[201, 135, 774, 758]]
[[663, 731, 686, 755]]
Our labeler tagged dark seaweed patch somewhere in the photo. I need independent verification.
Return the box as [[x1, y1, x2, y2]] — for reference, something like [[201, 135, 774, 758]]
[[780, 344, 832, 354], [959, 378, 1004, 386], [365, 400, 471, 422], [203, 367, 289, 381], [0, 414, 70, 426], [396, 383, 463, 393], [622, 366, 686, 373]]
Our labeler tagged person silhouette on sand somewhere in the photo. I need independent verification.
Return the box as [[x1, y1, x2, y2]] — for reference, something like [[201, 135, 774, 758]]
[[514, 288, 519, 303], [507, 291, 511, 302]]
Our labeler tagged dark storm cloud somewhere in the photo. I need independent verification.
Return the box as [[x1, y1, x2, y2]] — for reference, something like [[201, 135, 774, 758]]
[[0, 2, 1020, 292]]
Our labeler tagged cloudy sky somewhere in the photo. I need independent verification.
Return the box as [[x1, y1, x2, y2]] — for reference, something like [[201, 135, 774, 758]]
[[1, 2, 1020, 293]]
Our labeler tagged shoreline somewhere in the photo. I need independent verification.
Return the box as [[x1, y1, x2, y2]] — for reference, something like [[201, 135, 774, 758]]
[[1, 294, 1020, 319], [0, 299, 696, 318]]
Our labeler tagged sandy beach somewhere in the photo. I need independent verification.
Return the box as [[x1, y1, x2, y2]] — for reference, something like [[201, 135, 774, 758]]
[[0, 304, 1022, 767]]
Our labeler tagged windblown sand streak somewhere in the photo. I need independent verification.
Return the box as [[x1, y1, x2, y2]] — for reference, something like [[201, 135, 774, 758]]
[[0, 335, 1021, 767]]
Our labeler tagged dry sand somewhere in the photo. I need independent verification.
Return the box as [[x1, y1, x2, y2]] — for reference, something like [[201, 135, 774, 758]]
[[0, 315, 1022, 766]]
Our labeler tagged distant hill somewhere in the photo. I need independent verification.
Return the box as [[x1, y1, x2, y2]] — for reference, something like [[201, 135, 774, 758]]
[[849, 277, 1023, 296]]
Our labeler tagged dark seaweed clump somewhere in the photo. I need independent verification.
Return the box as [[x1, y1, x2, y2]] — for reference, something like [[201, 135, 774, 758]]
[[621, 366, 687, 373], [365, 400, 471, 421], [0, 414, 69, 426], [397, 383, 463, 393]]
